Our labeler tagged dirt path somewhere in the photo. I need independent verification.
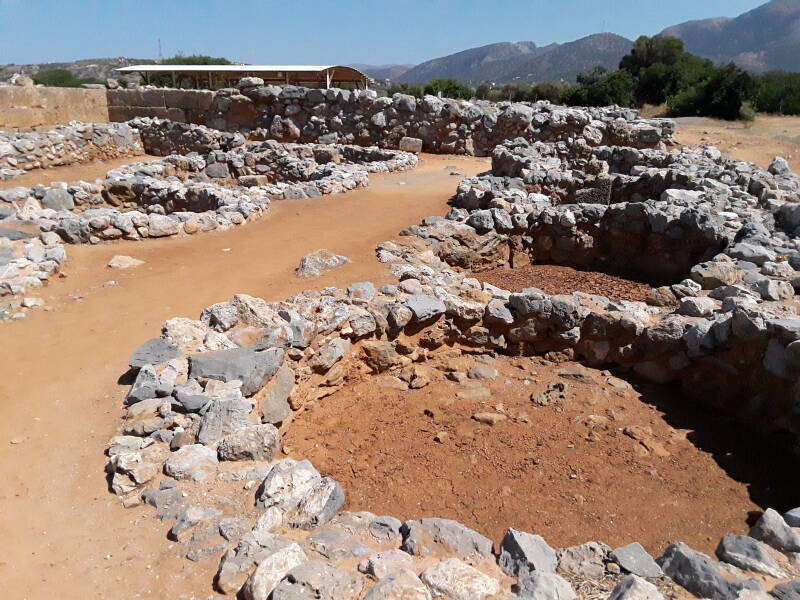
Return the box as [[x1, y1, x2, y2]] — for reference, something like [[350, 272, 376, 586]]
[[674, 114, 800, 172], [0, 155, 162, 189], [0, 154, 488, 600]]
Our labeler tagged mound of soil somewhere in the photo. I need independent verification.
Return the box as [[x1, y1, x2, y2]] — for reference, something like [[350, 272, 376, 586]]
[[283, 353, 784, 554], [476, 264, 652, 302]]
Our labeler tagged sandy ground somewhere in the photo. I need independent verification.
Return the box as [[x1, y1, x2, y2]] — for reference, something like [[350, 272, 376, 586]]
[[0, 153, 488, 600], [674, 114, 800, 173], [0, 155, 162, 189], [285, 353, 791, 556]]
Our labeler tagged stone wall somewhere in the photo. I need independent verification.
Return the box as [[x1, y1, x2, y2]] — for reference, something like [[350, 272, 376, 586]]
[[0, 121, 143, 180], [0, 85, 110, 130], [108, 84, 675, 156]]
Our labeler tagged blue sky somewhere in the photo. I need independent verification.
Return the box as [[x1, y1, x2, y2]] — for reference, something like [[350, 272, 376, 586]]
[[0, 0, 766, 66]]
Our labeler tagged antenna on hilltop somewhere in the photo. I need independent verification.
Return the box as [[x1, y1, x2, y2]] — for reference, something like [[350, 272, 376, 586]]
[[158, 38, 163, 62]]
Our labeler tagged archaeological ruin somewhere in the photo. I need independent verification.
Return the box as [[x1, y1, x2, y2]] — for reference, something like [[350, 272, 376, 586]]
[[3, 79, 800, 600]]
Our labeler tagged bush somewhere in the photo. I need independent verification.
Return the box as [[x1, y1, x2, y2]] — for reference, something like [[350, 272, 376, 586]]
[[739, 101, 757, 122], [387, 82, 423, 98], [32, 69, 103, 88], [422, 78, 472, 99], [566, 67, 635, 107], [755, 71, 800, 115], [667, 63, 759, 120]]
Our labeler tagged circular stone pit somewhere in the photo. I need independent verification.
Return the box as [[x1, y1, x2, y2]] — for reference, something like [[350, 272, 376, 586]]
[[282, 349, 793, 556]]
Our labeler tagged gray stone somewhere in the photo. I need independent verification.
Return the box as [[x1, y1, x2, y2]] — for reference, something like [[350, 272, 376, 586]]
[[405, 294, 446, 322], [771, 580, 800, 600], [295, 249, 350, 278], [200, 301, 239, 332], [611, 542, 663, 578], [716, 534, 786, 578], [189, 347, 284, 396], [164, 444, 219, 481], [169, 505, 222, 541], [369, 515, 403, 542], [347, 281, 376, 300], [310, 338, 350, 373], [241, 543, 307, 600], [750, 508, 800, 553], [557, 541, 610, 578], [41, 188, 74, 211], [293, 477, 346, 529], [784, 508, 800, 527], [607, 575, 664, 600], [205, 161, 231, 178], [129, 337, 182, 368], [516, 572, 576, 600], [359, 549, 415, 580], [401, 518, 493, 558], [147, 213, 180, 237], [305, 529, 371, 560], [126, 364, 161, 404], [499, 528, 558, 577], [419, 558, 500, 600], [658, 542, 759, 600], [256, 458, 322, 511], [217, 424, 280, 461], [364, 569, 431, 599], [260, 364, 294, 424], [197, 396, 253, 445], [399, 137, 423, 153], [271, 561, 363, 600]]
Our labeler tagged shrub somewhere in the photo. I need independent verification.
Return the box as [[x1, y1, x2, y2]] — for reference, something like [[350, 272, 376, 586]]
[[422, 78, 472, 99], [32, 69, 103, 88]]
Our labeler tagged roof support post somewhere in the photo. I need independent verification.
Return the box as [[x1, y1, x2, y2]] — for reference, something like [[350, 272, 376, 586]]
[[325, 69, 332, 89]]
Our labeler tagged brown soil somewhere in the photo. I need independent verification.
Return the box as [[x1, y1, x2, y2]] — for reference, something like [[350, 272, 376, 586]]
[[0, 154, 489, 600], [674, 114, 800, 173], [0, 154, 161, 189], [284, 352, 787, 555], [476, 264, 653, 302]]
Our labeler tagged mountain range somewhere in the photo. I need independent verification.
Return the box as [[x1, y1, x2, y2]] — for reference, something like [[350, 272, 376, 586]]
[[3, 1, 800, 87], [368, 0, 800, 84]]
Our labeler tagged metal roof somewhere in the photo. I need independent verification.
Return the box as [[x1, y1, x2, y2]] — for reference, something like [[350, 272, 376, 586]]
[[116, 64, 367, 76]]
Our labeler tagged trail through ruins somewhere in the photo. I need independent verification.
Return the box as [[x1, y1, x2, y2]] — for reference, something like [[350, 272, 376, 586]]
[[0, 154, 487, 600]]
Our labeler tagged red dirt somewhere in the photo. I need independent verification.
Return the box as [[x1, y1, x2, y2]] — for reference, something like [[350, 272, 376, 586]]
[[476, 264, 653, 302], [283, 352, 771, 555]]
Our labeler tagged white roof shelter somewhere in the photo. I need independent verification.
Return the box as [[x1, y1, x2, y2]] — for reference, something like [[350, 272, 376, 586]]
[[116, 64, 371, 89]]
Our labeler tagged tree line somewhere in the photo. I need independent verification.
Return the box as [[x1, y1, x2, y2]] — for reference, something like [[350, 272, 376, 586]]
[[389, 36, 800, 121]]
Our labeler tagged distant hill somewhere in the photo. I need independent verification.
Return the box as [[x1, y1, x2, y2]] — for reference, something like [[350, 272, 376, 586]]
[[350, 63, 413, 80], [397, 34, 633, 84], [0, 57, 154, 82], [661, 0, 800, 72]]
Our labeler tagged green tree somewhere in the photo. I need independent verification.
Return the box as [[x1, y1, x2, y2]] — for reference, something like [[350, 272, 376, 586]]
[[567, 67, 635, 107], [160, 53, 231, 66], [422, 78, 472, 99], [619, 35, 714, 106], [32, 69, 103, 88], [667, 63, 759, 120]]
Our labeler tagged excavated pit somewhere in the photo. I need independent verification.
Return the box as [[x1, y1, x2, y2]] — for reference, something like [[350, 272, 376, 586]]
[[283, 351, 799, 556], [473, 264, 654, 303]]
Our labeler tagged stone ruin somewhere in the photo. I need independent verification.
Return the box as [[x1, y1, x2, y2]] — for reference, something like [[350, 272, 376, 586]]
[[3, 83, 800, 598], [0, 118, 417, 303], [93, 89, 800, 599], [107, 81, 674, 155], [0, 121, 143, 180]]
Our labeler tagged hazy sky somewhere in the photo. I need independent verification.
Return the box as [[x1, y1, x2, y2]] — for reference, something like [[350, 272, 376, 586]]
[[0, 0, 766, 66]]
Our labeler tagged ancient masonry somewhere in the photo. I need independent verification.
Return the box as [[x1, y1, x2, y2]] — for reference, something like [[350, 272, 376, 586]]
[[4, 80, 800, 599]]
